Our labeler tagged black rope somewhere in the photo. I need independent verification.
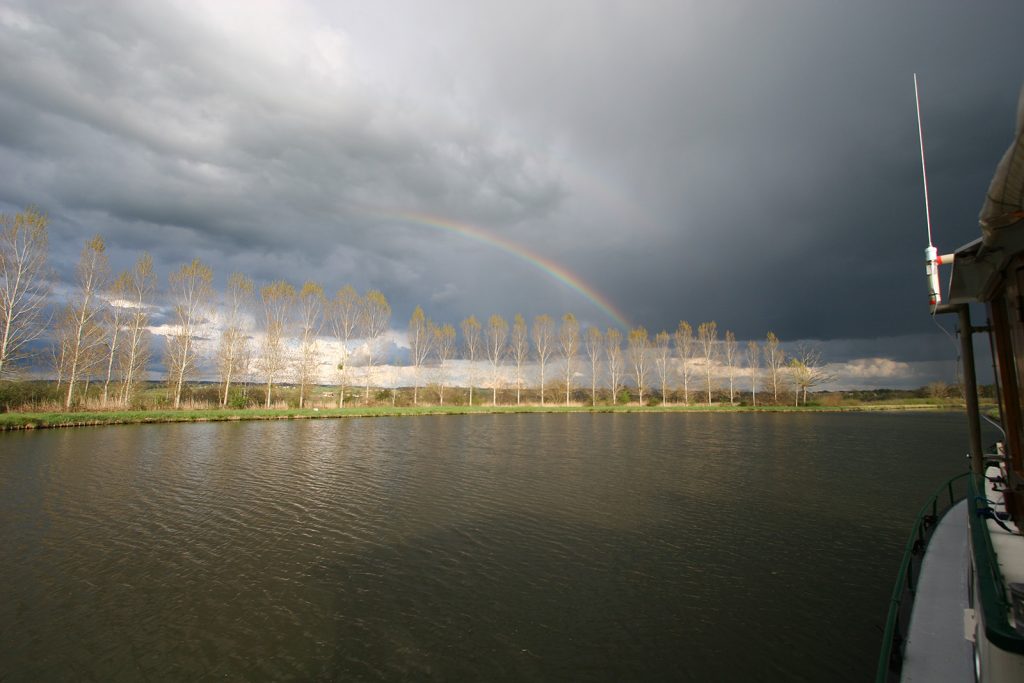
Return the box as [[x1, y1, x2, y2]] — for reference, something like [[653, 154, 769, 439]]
[[977, 505, 1016, 534]]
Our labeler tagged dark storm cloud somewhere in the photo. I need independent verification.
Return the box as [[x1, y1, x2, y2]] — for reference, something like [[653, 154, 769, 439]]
[[481, 2, 1023, 342], [0, 0, 1020, 385], [0, 1, 565, 286]]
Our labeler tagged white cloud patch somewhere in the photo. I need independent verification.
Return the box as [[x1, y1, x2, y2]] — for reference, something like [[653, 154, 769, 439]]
[[831, 358, 914, 379], [430, 282, 459, 305]]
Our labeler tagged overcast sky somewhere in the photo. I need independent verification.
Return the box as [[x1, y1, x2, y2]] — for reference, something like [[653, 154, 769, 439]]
[[1, 1, 1021, 387]]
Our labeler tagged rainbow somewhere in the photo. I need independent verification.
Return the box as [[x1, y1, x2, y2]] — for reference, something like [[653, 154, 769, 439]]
[[375, 209, 631, 330]]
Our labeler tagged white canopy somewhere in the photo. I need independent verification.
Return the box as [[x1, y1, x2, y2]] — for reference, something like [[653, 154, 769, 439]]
[[980, 87, 1024, 240]]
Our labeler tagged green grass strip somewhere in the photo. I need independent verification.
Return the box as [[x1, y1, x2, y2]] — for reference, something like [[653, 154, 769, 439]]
[[0, 401, 962, 431]]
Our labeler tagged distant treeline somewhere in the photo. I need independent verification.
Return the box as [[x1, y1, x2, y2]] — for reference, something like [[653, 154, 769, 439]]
[[2, 207, 872, 413], [0, 380, 972, 416]]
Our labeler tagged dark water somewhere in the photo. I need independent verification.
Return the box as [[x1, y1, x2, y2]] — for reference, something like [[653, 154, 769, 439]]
[[0, 412, 984, 681]]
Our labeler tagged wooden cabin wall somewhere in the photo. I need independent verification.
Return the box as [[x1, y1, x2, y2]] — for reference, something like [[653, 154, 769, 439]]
[[989, 260, 1024, 520]]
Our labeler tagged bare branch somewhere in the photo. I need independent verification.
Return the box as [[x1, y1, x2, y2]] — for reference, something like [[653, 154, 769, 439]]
[[0, 207, 50, 378]]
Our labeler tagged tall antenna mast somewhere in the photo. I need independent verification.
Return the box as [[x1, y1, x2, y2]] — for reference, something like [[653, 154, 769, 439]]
[[916, 74, 947, 307], [914, 73, 934, 248]]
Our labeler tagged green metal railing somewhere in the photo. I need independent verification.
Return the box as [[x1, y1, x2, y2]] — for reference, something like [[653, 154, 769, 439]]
[[966, 472, 1024, 656], [875, 471, 970, 683]]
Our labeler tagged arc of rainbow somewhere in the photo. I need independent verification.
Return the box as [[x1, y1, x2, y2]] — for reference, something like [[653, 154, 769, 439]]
[[377, 209, 631, 330]]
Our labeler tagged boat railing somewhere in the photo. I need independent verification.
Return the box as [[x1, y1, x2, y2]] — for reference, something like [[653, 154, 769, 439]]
[[876, 471, 970, 683], [967, 472, 1024, 656]]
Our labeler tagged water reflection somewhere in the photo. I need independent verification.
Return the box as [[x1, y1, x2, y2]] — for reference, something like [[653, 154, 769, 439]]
[[0, 412, 984, 681]]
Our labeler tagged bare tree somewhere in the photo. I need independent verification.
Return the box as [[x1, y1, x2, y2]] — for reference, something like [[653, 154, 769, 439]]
[[486, 314, 508, 405], [605, 327, 623, 403], [674, 321, 694, 405], [166, 258, 213, 409], [510, 313, 529, 405], [259, 280, 295, 408], [62, 235, 110, 409], [532, 314, 554, 405], [559, 313, 580, 405], [789, 358, 806, 406], [746, 339, 760, 407], [238, 336, 256, 405], [328, 285, 360, 407], [408, 305, 432, 405], [376, 365, 400, 407], [360, 290, 391, 404], [296, 281, 325, 408], [654, 330, 671, 404], [697, 321, 718, 405], [101, 272, 130, 406], [432, 322, 456, 405], [722, 330, 738, 405], [789, 342, 833, 405], [218, 272, 254, 407], [584, 326, 603, 406], [0, 207, 49, 378], [764, 331, 785, 403], [118, 253, 155, 407], [460, 315, 481, 405], [51, 330, 66, 391], [54, 308, 105, 408], [628, 327, 650, 405], [52, 305, 71, 390]]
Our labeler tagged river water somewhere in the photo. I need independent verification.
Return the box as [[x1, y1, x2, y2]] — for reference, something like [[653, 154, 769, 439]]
[[0, 412, 981, 681]]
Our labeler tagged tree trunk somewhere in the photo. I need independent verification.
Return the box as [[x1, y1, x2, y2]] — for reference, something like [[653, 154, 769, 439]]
[[174, 369, 184, 409], [172, 341, 188, 409], [222, 362, 233, 408], [539, 365, 545, 406], [0, 316, 11, 377], [102, 326, 119, 407], [64, 356, 77, 409], [122, 340, 136, 408]]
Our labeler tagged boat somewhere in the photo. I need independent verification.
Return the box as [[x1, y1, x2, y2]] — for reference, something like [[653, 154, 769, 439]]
[[876, 85, 1024, 681]]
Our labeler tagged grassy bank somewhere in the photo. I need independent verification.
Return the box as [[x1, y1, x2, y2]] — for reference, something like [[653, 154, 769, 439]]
[[0, 401, 967, 431]]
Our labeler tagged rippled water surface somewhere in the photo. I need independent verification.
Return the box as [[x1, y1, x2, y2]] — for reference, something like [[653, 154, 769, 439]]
[[0, 412, 981, 680]]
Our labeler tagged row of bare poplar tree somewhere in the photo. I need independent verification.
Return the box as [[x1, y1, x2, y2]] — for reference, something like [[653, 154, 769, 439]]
[[420, 312, 807, 407], [1, 208, 828, 410]]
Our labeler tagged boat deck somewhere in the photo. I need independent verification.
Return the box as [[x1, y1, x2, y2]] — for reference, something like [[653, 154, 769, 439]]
[[900, 500, 973, 683], [986, 465, 1024, 632]]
